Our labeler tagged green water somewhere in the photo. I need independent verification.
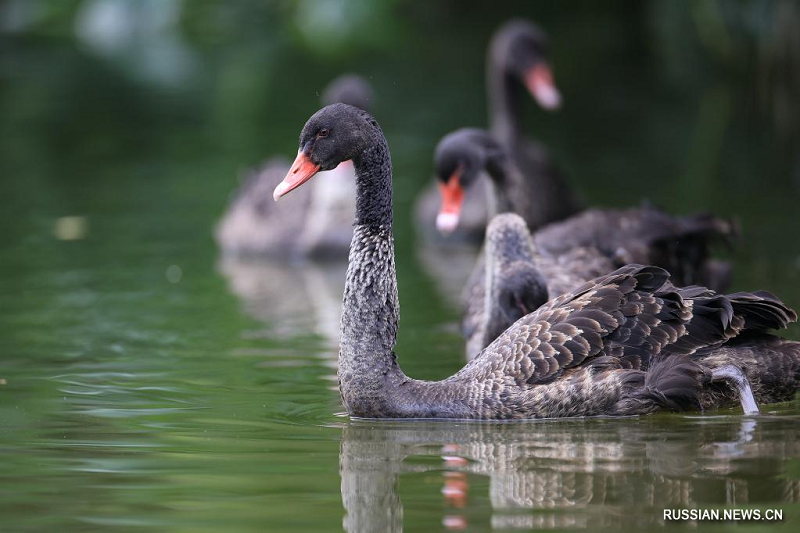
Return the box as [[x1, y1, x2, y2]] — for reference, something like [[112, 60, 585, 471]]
[[1, 2, 799, 531]]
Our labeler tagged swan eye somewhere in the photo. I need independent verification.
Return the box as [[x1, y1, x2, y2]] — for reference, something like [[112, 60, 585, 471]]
[[318, 128, 330, 138]]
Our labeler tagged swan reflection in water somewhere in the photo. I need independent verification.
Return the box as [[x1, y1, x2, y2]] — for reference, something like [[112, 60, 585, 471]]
[[336, 414, 800, 532], [217, 256, 347, 362]]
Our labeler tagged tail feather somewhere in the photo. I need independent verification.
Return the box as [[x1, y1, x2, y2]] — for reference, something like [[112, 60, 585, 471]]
[[727, 291, 797, 332], [664, 292, 736, 353], [661, 288, 796, 358]]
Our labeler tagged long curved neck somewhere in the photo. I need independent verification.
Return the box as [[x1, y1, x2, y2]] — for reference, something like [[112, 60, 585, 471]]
[[483, 145, 531, 219], [338, 136, 404, 417], [462, 130, 521, 216], [487, 57, 521, 145], [477, 250, 505, 352], [484, 155, 516, 215], [481, 133, 575, 233], [480, 225, 547, 350]]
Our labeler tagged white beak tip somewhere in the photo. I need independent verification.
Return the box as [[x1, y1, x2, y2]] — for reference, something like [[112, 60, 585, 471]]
[[534, 85, 562, 110], [272, 181, 290, 201], [436, 213, 459, 234]]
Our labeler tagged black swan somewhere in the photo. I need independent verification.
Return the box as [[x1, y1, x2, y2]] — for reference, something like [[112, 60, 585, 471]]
[[215, 74, 373, 259], [273, 104, 799, 419], [463, 213, 614, 359], [486, 18, 581, 230], [414, 18, 572, 244], [434, 128, 736, 290]]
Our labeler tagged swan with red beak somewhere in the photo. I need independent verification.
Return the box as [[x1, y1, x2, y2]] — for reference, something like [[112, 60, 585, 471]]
[[434, 19, 564, 234], [216, 74, 373, 258], [273, 104, 370, 205], [434, 70, 561, 233]]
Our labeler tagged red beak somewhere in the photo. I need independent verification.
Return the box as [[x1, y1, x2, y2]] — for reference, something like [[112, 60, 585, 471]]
[[524, 63, 562, 110], [436, 171, 465, 234], [273, 150, 321, 201]]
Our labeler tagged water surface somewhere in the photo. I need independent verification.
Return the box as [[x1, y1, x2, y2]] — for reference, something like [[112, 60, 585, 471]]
[[1, 2, 799, 531]]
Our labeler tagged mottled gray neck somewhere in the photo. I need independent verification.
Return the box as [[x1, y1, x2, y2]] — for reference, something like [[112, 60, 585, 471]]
[[338, 138, 403, 417], [480, 219, 546, 349]]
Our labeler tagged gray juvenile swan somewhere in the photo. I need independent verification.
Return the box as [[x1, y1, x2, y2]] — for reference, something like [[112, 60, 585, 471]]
[[464, 213, 614, 359], [215, 74, 373, 259], [273, 104, 799, 420]]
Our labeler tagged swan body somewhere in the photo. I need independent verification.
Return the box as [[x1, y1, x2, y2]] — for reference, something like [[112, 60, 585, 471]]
[[273, 104, 798, 420], [463, 213, 615, 359], [434, 128, 736, 294]]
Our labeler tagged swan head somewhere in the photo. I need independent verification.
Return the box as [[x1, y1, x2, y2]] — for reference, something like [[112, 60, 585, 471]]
[[433, 129, 502, 234], [488, 262, 549, 334], [273, 103, 374, 201], [321, 74, 373, 111], [490, 19, 562, 110], [484, 213, 548, 341]]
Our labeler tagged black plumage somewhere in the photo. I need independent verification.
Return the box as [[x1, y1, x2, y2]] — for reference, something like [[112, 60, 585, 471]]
[[433, 129, 736, 292], [487, 19, 582, 228], [276, 104, 799, 420], [463, 213, 614, 359], [414, 19, 576, 244]]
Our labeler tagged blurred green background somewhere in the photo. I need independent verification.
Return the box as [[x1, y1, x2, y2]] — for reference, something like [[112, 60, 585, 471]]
[[1, 1, 799, 532], [3, 0, 800, 298]]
